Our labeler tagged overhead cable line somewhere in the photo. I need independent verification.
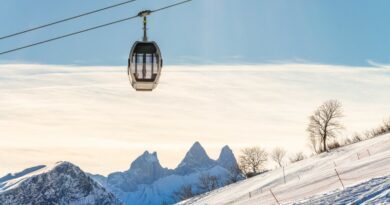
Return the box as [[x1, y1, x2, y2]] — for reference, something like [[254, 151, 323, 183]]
[[0, 15, 139, 56], [0, 0, 137, 41], [0, 0, 192, 56]]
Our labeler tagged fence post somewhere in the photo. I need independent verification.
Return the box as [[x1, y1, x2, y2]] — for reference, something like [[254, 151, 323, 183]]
[[367, 149, 371, 156], [249, 192, 251, 198], [334, 168, 345, 189], [270, 189, 280, 205], [357, 153, 360, 160], [283, 166, 286, 184]]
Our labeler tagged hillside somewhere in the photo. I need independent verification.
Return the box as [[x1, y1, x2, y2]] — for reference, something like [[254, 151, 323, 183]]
[[178, 134, 390, 204]]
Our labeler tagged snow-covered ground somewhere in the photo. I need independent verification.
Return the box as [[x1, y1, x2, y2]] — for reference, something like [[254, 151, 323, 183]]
[[294, 175, 389, 204], [178, 134, 390, 204]]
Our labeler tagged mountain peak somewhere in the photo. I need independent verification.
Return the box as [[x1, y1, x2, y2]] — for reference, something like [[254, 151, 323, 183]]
[[130, 151, 160, 170], [188, 141, 207, 155], [217, 145, 238, 169], [176, 142, 215, 174], [105, 150, 170, 192], [0, 161, 122, 205], [221, 145, 232, 152]]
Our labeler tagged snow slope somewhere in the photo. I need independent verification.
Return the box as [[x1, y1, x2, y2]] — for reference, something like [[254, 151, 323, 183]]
[[294, 175, 389, 204], [177, 134, 390, 205]]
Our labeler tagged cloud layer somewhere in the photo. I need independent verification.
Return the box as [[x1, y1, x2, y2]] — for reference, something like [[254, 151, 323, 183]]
[[0, 64, 389, 175]]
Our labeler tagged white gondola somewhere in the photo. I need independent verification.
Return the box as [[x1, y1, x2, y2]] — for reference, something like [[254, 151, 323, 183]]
[[128, 11, 163, 91]]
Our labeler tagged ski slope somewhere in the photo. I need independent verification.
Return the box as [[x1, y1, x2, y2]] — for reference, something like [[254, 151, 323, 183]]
[[295, 175, 389, 204], [178, 134, 390, 204]]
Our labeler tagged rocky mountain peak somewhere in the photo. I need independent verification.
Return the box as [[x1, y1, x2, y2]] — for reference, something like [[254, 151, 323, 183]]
[[129, 151, 161, 171], [176, 142, 215, 174], [0, 161, 122, 205], [217, 145, 238, 169]]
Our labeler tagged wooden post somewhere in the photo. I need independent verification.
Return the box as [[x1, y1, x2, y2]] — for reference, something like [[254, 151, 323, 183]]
[[249, 192, 251, 198], [334, 168, 345, 189], [367, 149, 371, 156], [283, 166, 286, 184], [270, 189, 280, 205], [357, 153, 360, 160]]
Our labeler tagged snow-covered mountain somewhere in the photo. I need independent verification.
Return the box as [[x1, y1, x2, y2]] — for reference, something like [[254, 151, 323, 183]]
[[90, 142, 242, 205], [104, 151, 172, 193], [217, 145, 239, 170], [175, 142, 218, 175], [0, 161, 122, 205], [0, 142, 241, 205], [178, 134, 390, 205]]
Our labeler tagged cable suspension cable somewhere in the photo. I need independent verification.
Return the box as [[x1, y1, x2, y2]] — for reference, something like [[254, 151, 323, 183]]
[[0, 0, 192, 56], [0, 0, 137, 41], [0, 15, 138, 56], [150, 0, 192, 13]]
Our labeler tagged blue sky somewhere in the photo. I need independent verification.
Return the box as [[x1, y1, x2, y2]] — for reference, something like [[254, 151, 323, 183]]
[[0, 0, 389, 66]]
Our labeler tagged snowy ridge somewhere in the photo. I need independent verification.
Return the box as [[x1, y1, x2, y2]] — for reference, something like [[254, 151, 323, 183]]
[[0, 165, 46, 185], [0, 161, 122, 205], [177, 134, 390, 205]]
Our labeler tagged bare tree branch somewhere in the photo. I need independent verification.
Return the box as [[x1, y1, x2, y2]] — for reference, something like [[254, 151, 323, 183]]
[[307, 100, 344, 152], [271, 147, 286, 167], [239, 147, 268, 177]]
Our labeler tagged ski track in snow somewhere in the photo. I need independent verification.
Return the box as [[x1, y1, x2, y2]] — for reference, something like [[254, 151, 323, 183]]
[[177, 134, 390, 205], [295, 176, 390, 205]]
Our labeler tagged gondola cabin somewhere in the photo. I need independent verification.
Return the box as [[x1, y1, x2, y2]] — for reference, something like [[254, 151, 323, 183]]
[[128, 10, 163, 91], [128, 41, 162, 91]]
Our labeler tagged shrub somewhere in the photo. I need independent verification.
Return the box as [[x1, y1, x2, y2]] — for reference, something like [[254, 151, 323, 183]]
[[327, 141, 341, 150], [289, 152, 306, 163]]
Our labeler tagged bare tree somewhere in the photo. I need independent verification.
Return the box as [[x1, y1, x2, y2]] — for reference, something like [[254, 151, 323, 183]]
[[289, 152, 306, 163], [307, 100, 344, 152], [271, 147, 286, 167], [239, 147, 268, 176], [198, 173, 218, 193], [174, 184, 194, 201]]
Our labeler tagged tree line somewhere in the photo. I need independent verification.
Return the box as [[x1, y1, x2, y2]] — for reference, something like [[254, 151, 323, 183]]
[[238, 99, 389, 178]]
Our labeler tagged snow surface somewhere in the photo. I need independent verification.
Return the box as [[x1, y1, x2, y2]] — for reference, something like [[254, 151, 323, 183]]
[[177, 134, 390, 205], [294, 175, 389, 204]]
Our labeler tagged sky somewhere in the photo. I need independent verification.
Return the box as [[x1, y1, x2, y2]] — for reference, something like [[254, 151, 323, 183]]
[[0, 1, 390, 176], [0, 0, 390, 66]]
